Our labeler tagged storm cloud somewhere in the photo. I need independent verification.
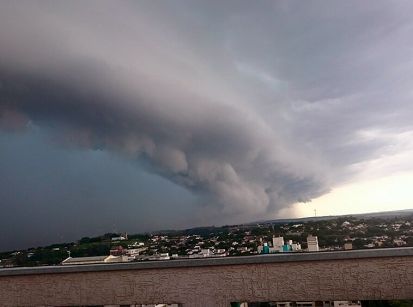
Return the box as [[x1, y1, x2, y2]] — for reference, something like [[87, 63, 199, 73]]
[[1, 0, 413, 231]]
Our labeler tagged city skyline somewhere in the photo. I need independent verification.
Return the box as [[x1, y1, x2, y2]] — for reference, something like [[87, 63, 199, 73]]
[[1, 1, 413, 251]]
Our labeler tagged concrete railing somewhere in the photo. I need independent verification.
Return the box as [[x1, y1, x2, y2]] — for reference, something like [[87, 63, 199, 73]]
[[1, 247, 413, 306]]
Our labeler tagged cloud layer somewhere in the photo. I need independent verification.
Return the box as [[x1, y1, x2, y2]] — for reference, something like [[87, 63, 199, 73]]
[[1, 1, 413, 224]]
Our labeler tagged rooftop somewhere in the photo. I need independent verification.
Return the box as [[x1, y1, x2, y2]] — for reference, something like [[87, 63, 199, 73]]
[[1, 247, 413, 277], [61, 256, 108, 265]]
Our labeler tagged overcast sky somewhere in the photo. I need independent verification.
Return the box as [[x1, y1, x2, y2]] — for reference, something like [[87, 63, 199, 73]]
[[1, 1, 413, 251]]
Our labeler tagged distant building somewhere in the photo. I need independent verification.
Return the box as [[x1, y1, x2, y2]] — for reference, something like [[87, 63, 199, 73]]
[[111, 233, 128, 241], [0, 258, 14, 268], [261, 242, 270, 254], [260, 237, 302, 254], [273, 236, 284, 251], [393, 239, 406, 246], [307, 235, 319, 252], [344, 242, 353, 250], [126, 247, 147, 257], [215, 248, 227, 255], [148, 253, 170, 261], [236, 246, 249, 253], [291, 243, 302, 251], [282, 244, 291, 252], [128, 241, 145, 248], [61, 255, 126, 265], [110, 245, 126, 256], [200, 249, 212, 257], [111, 236, 127, 241]]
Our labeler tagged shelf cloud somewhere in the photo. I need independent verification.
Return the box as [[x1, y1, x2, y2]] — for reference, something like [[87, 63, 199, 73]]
[[1, 0, 413, 226]]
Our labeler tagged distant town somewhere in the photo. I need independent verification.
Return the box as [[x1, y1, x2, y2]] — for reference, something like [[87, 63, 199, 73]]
[[1, 210, 413, 268]]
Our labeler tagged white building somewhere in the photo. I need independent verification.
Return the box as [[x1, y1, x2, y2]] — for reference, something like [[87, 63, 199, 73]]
[[111, 236, 127, 241], [129, 242, 145, 248], [291, 243, 302, 251], [148, 253, 170, 261], [307, 235, 319, 252], [126, 247, 148, 257], [344, 242, 353, 250], [200, 249, 211, 257], [273, 236, 284, 251], [61, 255, 126, 265]]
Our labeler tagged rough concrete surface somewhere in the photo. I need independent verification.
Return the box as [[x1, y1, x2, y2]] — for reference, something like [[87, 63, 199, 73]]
[[1, 249, 413, 306]]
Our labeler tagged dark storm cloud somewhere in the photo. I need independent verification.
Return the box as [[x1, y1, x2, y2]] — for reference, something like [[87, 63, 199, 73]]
[[0, 130, 199, 251], [1, 0, 413, 223]]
